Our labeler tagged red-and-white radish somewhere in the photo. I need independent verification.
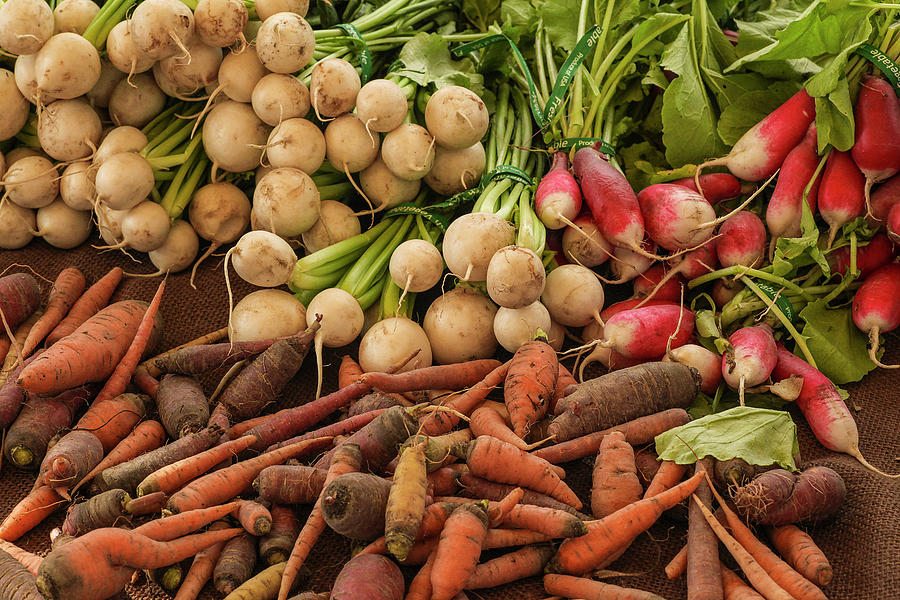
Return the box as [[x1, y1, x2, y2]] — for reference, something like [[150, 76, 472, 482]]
[[637, 183, 716, 252], [634, 239, 717, 306], [828, 233, 895, 280], [600, 304, 694, 360], [869, 172, 900, 223], [850, 75, 900, 213], [722, 324, 777, 403], [632, 264, 684, 303], [716, 210, 766, 269], [851, 263, 900, 369], [670, 173, 742, 204], [766, 123, 821, 253], [888, 201, 900, 244], [535, 152, 582, 229], [818, 150, 866, 248], [663, 343, 722, 394]]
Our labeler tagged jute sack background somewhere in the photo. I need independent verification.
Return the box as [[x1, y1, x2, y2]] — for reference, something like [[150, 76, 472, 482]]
[[2, 241, 898, 599]]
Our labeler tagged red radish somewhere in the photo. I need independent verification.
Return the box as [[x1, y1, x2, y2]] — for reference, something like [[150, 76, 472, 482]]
[[712, 279, 741, 307], [632, 264, 684, 302], [536, 152, 582, 229], [828, 233, 895, 279], [634, 239, 718, 307], [664, 343, 722, 394], [716, 210, 766, 269], [818, 150, 866, 247], [600, 298, 676, 322], [869, 172, 900, 223], [670, 173, 742, 204], [695, 89, 815, 182], [888, 201, 900, 244], [850, 75, 900, 213], [574, 144, 657, 259], [765, 123, 821, 253], [851, 263, 900, 369], [578, 320, 650, 380], [773, 343, 897, 476], [601, 304, 694, 360], [638, 184, 716, 251], [722, 324, 777, 403], [561, 213, 612, 267]]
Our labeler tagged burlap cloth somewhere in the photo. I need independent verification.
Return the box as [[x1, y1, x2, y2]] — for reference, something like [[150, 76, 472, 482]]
[[2, 240, 898, 600]]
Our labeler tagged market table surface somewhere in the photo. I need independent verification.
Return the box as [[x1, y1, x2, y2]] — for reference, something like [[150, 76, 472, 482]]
[[2, 240, 898, 600]]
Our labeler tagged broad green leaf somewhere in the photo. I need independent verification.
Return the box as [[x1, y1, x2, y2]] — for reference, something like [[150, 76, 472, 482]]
[[799, 299, 876, 384], [395, 34, 485, 95], [655, 406, 799, 470], [462, 0, 501, 31], [716, 82, 800, 145], [500, 0, 535, 32], [536, 0, 582, 51], [813, 78, 855, 152]]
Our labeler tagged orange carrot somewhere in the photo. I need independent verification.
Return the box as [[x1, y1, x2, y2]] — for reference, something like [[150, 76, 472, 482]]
[[173, 520, 232, 600], [454, 435, 582, 509], [690, 494, 793, 600], [482, 528, 553, 549], [687, 463, 723, 600], [72, 419, 166, 494], [544, 573, 665, 599], [277, 444, 362, 600], [591, 430, 643, 519], [166, 436, 333, 514], [406, 550, 437, 600], [548, 470, 705, 574], [504, 339, 558, 438], [233, 499, 273, 535], [45, 267, 123, 346], [133, 501, 242, 541], [229, 409, 292, 439], [91, 279, 165, 408], [493, 486, 524, 525], [549, 362, 577, 415], [533, 408, 692, 464], [20, 268, 85, 358], [419, 360, 510, 435], [767, 525, 832, 587], [70, 392, 149, 454], [0, 486, 65, 541], [430, 502, 489, 600], [136, 433, 258, 496], [466, 544, 555, 589], [18, 299, 147, 395], [338, 354, 363, 389], [470, 406, 536, 451], [644, 460, 688, 498], [0, 539, 43, 575], [721, 564, 766, 600], [501, 504, 588, 539], [359, 358, 501, 392], [707, 479, 826, 600], [124, 491, 168, 516], [666, 545, 688, 579]]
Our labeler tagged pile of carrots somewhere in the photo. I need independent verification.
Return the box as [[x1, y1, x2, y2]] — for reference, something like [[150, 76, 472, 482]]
[[0, 266, 838, 600]]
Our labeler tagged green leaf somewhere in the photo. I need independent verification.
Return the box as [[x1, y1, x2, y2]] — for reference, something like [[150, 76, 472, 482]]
[[771, 192, 830, 278], [462, 0, 501, 31], [799, 299, 876, 384], [813, 78, 855, 152], [500, 0, 536, 32], [655, 406, 800, 469], [536, 0, 582, 51], [716, 82, 801, 145], [395, 34, 485, 95]]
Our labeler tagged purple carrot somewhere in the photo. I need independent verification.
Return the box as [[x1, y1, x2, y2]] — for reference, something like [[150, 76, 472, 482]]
[[265, 408, 388, 452], [153, 338, 280, 375], [0, 273, 41, 333], [0, 351, 43, 428], [157, 374, 209, 438]]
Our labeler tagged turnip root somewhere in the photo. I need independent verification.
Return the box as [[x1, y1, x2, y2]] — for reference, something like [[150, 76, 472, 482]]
[[14, 53, 55, 105], [34, 200, 92, 249], [663, 344, 721, 395], [493, 301, 552, 353], [251, 73, 311, 126], [95, 203, 128, 245], [325, 114, 380, 173], [562, 215, 612, 267], [157, 39, 222, 92], [423, 287, 499, 364], [355, 78, 408, 133], [359, 156, 421, 212], [265, 117, 325, 174], [423, 142, 485, 196], [138, 219, 199, 276], [0, 68, 31, 140], [116, 200, 172, 253], [486, 245, 546, 309], [215, 46, 269, 104], [93, 126, 148, 166], [389, 239, 443, 298], [34, 32, 101, 100], [188, 182, 251, 280], [255, 0, 309, 19], [108, 73, 167, 128], [230, 289, 307, 342], [425, 85, 489, 149], [255, 13, 315, 74], [95, 152, 155, 211], [130, 0, 195, 60], [310, 58, 360, 118], [194, 0, 248, 48], [3, 155, 59, 209], [442, 212, 515, 281], [301, 200, 361, 254], [0, 0, 54, 56], [37, 99, 102, 161], [733, 466, 846, 526], [4, 147, 44, 166], [251, 167, 321, 237], [609, 240, 656, 283], [541, 264, 605, 327], [228, 230, 297, 287], [359, 317, 433, 373], [52, 0, 98, 35], [307, 288, 365, 398], [202, 100, 271, 173], [0, 202, 35, 249], [381, 124, 435, 181], [106, 21, 156, 76]]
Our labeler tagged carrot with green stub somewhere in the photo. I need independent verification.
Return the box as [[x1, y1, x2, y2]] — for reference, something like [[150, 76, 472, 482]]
[[591, 430, 643, 519], [430, 502, 489, 600], [72, 420, 166, 494], [45, 267, 123, 346], [767, 524, 833, 587], [0, 486, 65, 542], [20, 268, 85, 358], [505, 338, 558, 438], [548, 470, 705, 574], [18, 299, 148, 395], [721, 565, 765, 600], [419, 360, 510, 435], [644, 460, 688, 498], [544, 573, 666, 599], [466, 544, 555, 589]]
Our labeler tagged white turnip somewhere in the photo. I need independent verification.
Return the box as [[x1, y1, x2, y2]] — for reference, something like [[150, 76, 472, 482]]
[[423, 142, 484, 196], [0, 0, 54, 56], [230, 289, 308, 342], [355, 78, 407, 133], [324, 114, 379, 173], [14, 54, 54, 105], [359, 155, 421, 212], [265, 117, 325, 174], [251, 167, 321, 237], [228, 230, 297, 287], [561, 215, 612, 267], [0, 201, 35, 249], [194, 0, 248, 48], [34, 32, 102, 100], [95, 203, 128, 245], [117, 200, 172, 252], [157, 39, 222, 92], [381, 123, 435, 181], [424, 85, 489, 149], [423, 287, 498, 364], [0, 68, 29, 140], [130, 0, 195, 60], [255, 13, 314, 74], [3, 155, 58, 209], [306, 287, 365, 398], [95, 152, 155, 211], [485, 245, 545, 309], [93, 126, 148, 166], [106, 21, 156, 76], [493, 301, 552, 353], [389, 239, 443, 298], [541, 264, 605, 327], [108, 73, 167, 128], [442, 212, 515, 281], [309, 58, 360, 118], [37, 98, 102, 161], [188, 181, 251, 281], [251, 73, 310, 126], [137, 219, 200, 276], [216, 46, 269, 103], [53, 0, 99, 34], [59, 161, 95, 211], [86, 59, 126, 109], [301, 200, 361, 254], [359, 317, 432, 373], [34, 199, 92, 249], [202, 100, 271, 173], [255, 0, 309, 19]]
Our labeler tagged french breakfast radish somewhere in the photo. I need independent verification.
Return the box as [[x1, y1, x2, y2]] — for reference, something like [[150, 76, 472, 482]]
[[851, 263, 900, 369], [637, 184, 716, 252], [722, 324, 777, 403], [716, 210, 766, 269], [888, 201, 900, 244], [634, 239, 717, 307], [828, 232, 894, 279], [670, 173, 741, 203], [818, 150, 866, 248], [773, 344, 897, 476], [663, 344, 721, 394], [869, 172, 900, 223], [535, 152, 582, 229], [601, 304, 694, 360], [632, 265, 684, 303], [851, 75, 900, 212], [695, 89, 815, 181], [765, 123, 821, 251]]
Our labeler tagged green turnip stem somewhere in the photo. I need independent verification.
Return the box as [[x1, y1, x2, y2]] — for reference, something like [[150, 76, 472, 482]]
[[82, 0, 135, 48], [142, 104, 184, 141], [688, 266, 813, 299], [162, 150, 209, 219], [291, 220, 393, 279], [339, 214, 415, 300]]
